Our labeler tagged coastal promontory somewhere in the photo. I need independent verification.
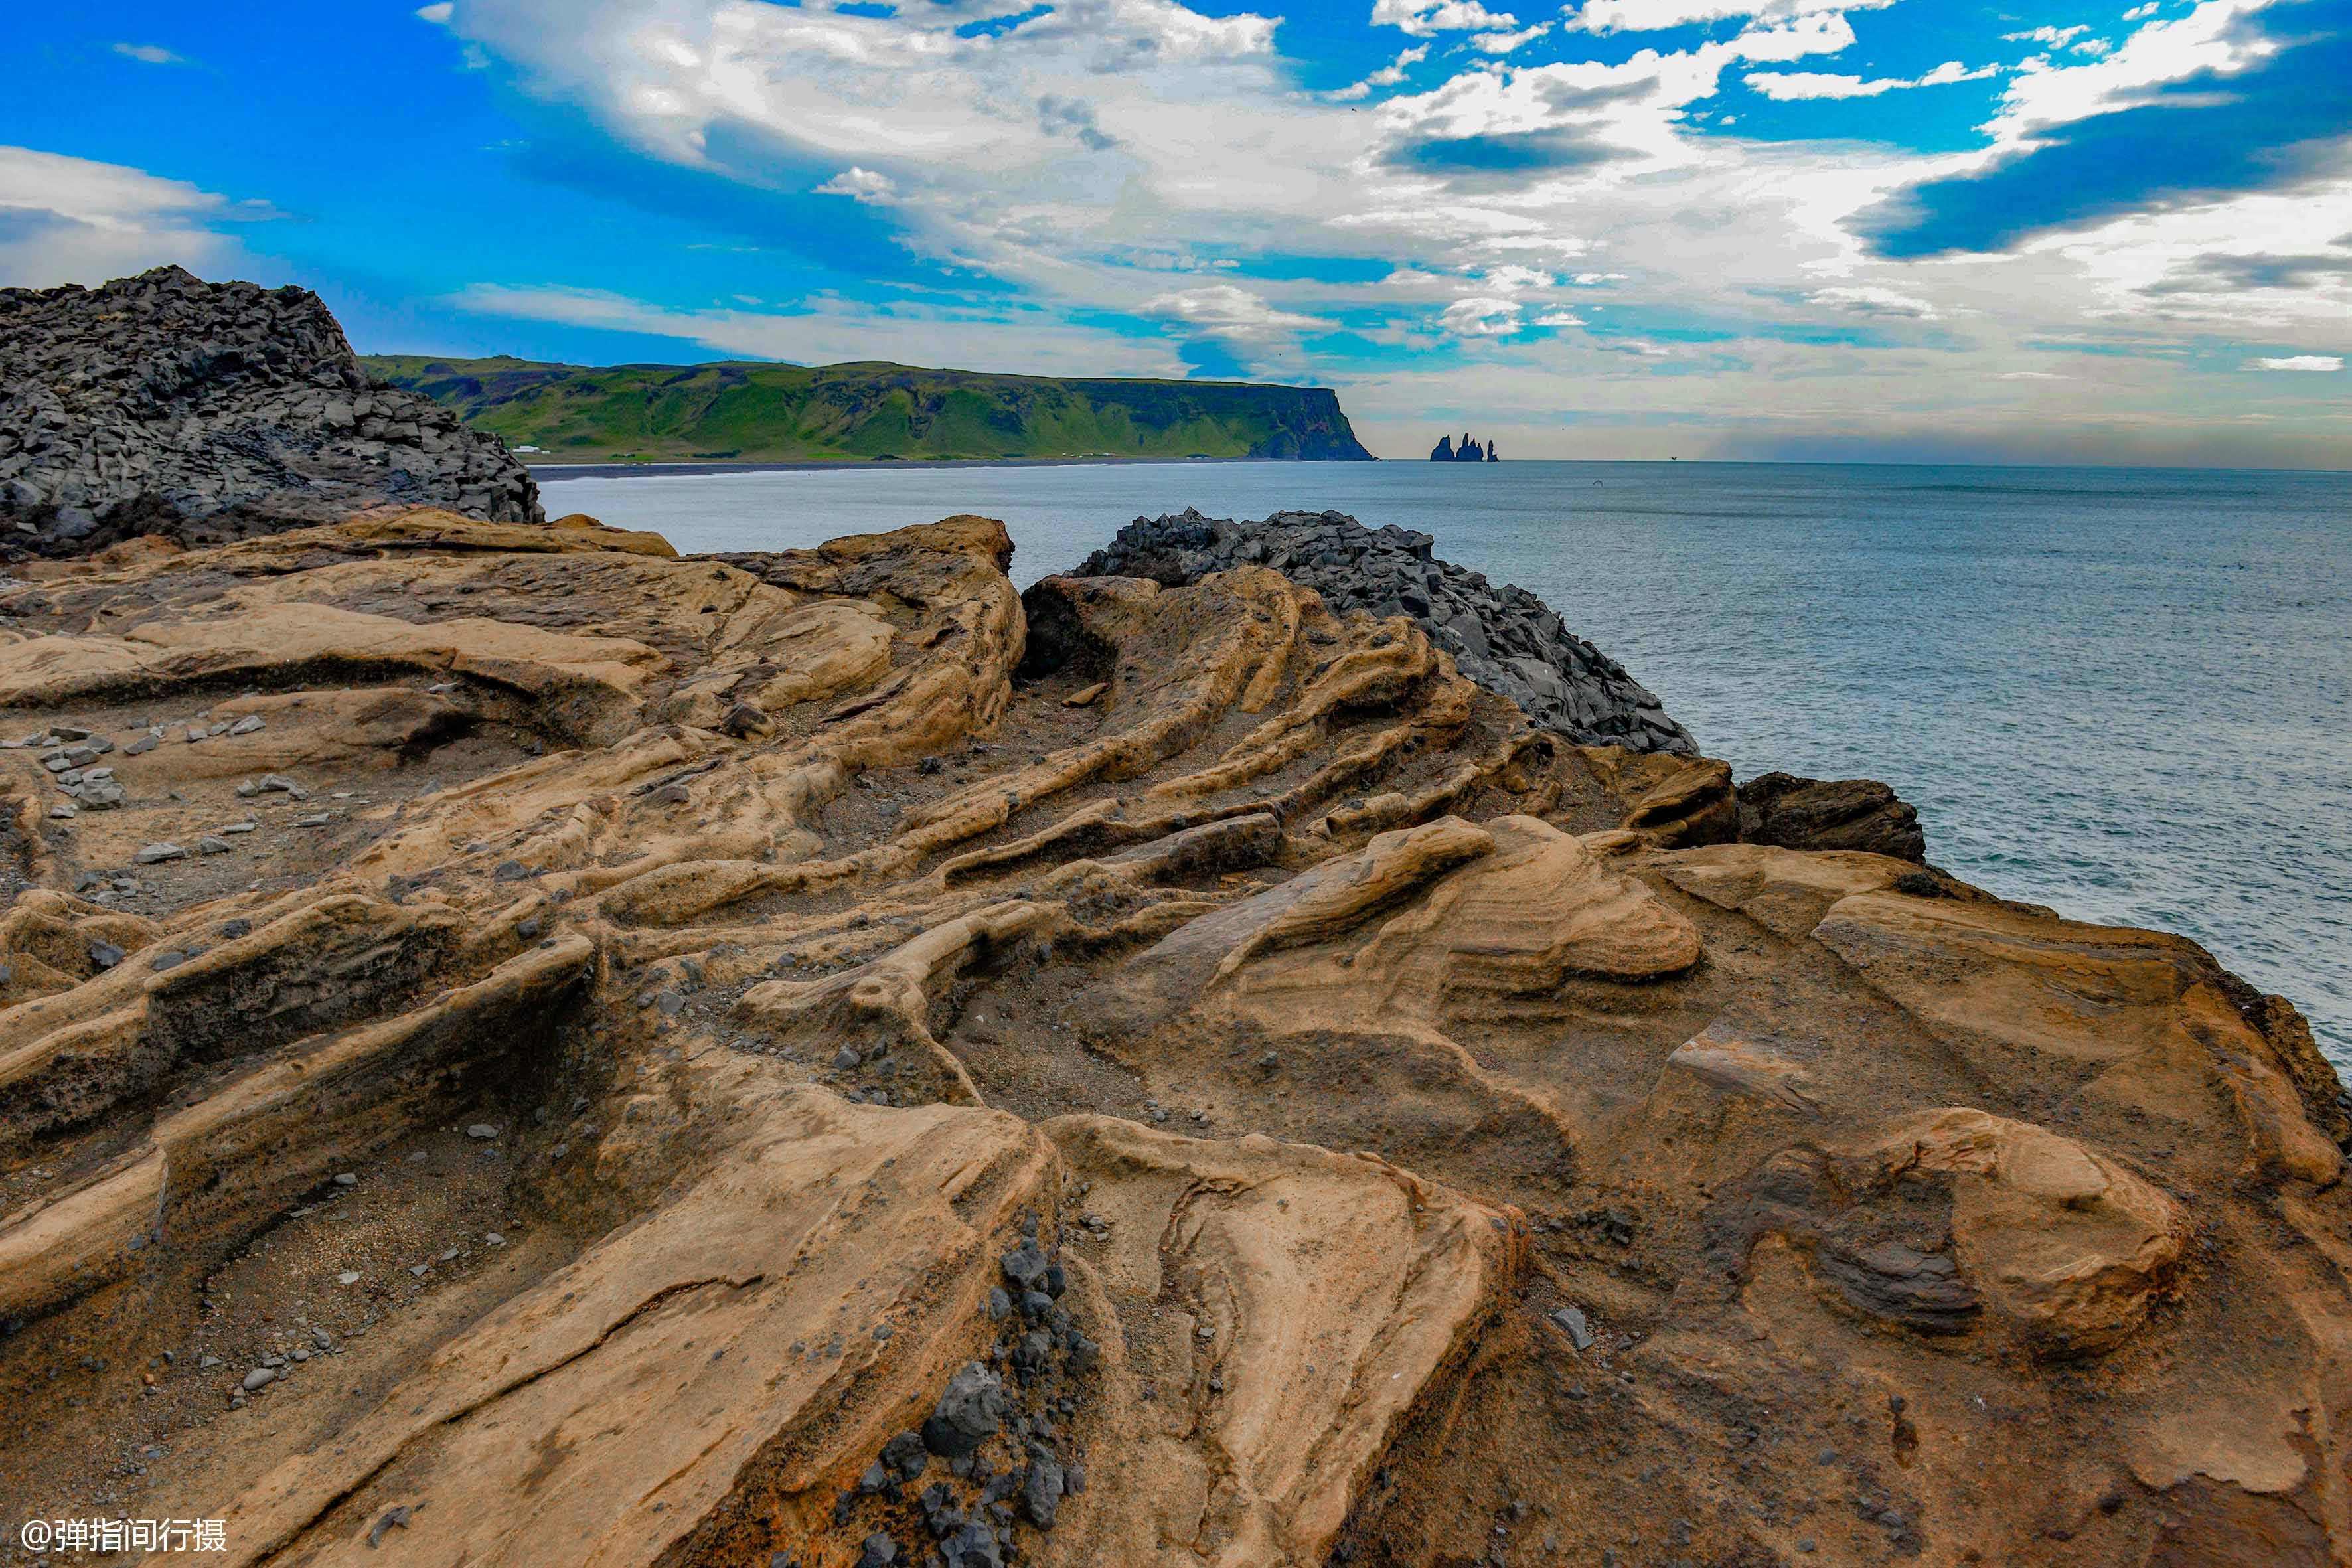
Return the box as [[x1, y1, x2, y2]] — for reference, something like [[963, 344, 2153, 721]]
[[364, 354, 1377, 465]]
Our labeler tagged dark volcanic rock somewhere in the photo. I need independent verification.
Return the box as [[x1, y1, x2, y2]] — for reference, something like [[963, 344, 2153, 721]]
[[1737, 771, 1926, 861], [0, 265, 540, 557], [1066, 507, 1697, 753]]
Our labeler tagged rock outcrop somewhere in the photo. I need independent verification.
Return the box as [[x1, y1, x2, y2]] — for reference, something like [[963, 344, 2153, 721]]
[[0, 268, 541, 558], [0, 509, 2344, 1568], [1071, 507, 1697, 753], [1431, 431, 1498, 462]]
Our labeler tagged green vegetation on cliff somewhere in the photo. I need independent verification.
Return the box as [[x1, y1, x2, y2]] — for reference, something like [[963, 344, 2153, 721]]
[[359, 356, 1375, 463]]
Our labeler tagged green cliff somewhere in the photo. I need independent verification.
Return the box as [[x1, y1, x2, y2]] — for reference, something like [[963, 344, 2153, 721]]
[[358, 356, 1375, 464]]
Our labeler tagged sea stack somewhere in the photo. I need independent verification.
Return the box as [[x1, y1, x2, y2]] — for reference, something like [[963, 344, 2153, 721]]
[[1431, 430, 1498, 461]]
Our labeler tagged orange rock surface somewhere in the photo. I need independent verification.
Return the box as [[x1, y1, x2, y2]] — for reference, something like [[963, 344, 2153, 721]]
[[0, 509, 2342, 1568]]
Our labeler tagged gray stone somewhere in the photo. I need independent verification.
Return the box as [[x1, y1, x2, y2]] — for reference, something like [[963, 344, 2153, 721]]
[[135, 842, 187, 864], [1023, 1452, 1066, 1529], [921, 1362, 1007, 1457], [241, 1367, 277, 1391], [1551, 1306, 1595, 1351], [466, 1123, 499, 1140]]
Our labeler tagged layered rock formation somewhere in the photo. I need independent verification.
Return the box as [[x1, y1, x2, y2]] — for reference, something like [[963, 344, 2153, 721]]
[[0, 509, 2345, 1568], [1071, 507, 1697, 754], [0, 268, 540, 558]]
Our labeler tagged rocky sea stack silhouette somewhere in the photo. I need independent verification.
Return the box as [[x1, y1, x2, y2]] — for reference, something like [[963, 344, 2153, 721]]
[[1431, 430, 1500, 461]]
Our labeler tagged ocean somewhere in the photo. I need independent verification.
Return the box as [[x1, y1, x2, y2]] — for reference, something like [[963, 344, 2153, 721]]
[[540, 459, 2352, 1072]]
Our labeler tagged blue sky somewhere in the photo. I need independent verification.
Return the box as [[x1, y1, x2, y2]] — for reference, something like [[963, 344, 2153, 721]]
[[4, 0, 2347, 463]]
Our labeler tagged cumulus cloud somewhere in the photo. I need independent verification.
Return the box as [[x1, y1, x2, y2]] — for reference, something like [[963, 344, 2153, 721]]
[[1138, 283, 1327, 340], [1372, 0, 1522, 35], [2251, 354, 2342, 371], [416, 3, 455, 22], [1439, 296, 1524, 335], [815, 167, 896, 203]]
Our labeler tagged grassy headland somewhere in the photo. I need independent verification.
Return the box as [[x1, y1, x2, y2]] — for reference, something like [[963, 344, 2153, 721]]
[[359, 356, 1375, 464]]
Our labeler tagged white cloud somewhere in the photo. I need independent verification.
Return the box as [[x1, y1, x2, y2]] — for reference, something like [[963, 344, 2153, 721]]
[[815, 166, 896, 203], [416, 3, 456, 22], [2003, 24, 2090, 46], [1439, 296, 1524, 335], [2122, 1, 2157, 17], [1533, 307, 1587, 325], [1373, 0, 1521, 35], [1471, 23, 1554, 51], [111, 42, 186, 65], [1138, 283, 1327, 341], [1986, 0, 2281, 148], [1564, 0, 1892, 35], [1745, 59, 1996, 98], [1810, 283, 1941, 317], [1998, 369, 2069, 378], [0, 145, 254, 287], [1336, 44, 1431, 96], [2252, 354, 2343, 371]]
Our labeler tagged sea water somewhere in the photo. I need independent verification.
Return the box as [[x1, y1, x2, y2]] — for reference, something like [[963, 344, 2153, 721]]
[[541, 459, 2352, 1071]]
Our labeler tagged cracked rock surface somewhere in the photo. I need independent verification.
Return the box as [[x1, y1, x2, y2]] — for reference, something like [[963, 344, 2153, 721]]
[[0, 508, 2345, 1568]]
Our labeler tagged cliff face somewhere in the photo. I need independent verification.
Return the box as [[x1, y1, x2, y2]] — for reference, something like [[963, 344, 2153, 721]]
[[0, 507, 2343, 1568], [0, 268, 540, 556], [364, 354, 1378, 463]]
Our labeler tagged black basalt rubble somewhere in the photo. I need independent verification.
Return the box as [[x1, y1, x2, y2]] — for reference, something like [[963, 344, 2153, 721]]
[[0, 266, 540, 558], [1067, 506, 1699, 753]]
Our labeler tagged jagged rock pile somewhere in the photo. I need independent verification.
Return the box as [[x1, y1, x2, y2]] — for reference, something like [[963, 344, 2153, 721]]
[[0, 266, 540, 556], [1071, 506, 1697, 753]]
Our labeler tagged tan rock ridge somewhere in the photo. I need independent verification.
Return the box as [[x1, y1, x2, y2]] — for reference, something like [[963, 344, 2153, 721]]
[[0, 509, 2343, 1568]]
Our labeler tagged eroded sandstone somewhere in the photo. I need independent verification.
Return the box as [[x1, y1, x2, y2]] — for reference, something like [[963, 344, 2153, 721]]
[[0, 509, 2342, 1568]]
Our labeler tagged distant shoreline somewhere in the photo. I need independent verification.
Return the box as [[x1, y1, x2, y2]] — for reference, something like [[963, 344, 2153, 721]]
[[528, 455, 2348, 481], [528, 455, 1380, 480]]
